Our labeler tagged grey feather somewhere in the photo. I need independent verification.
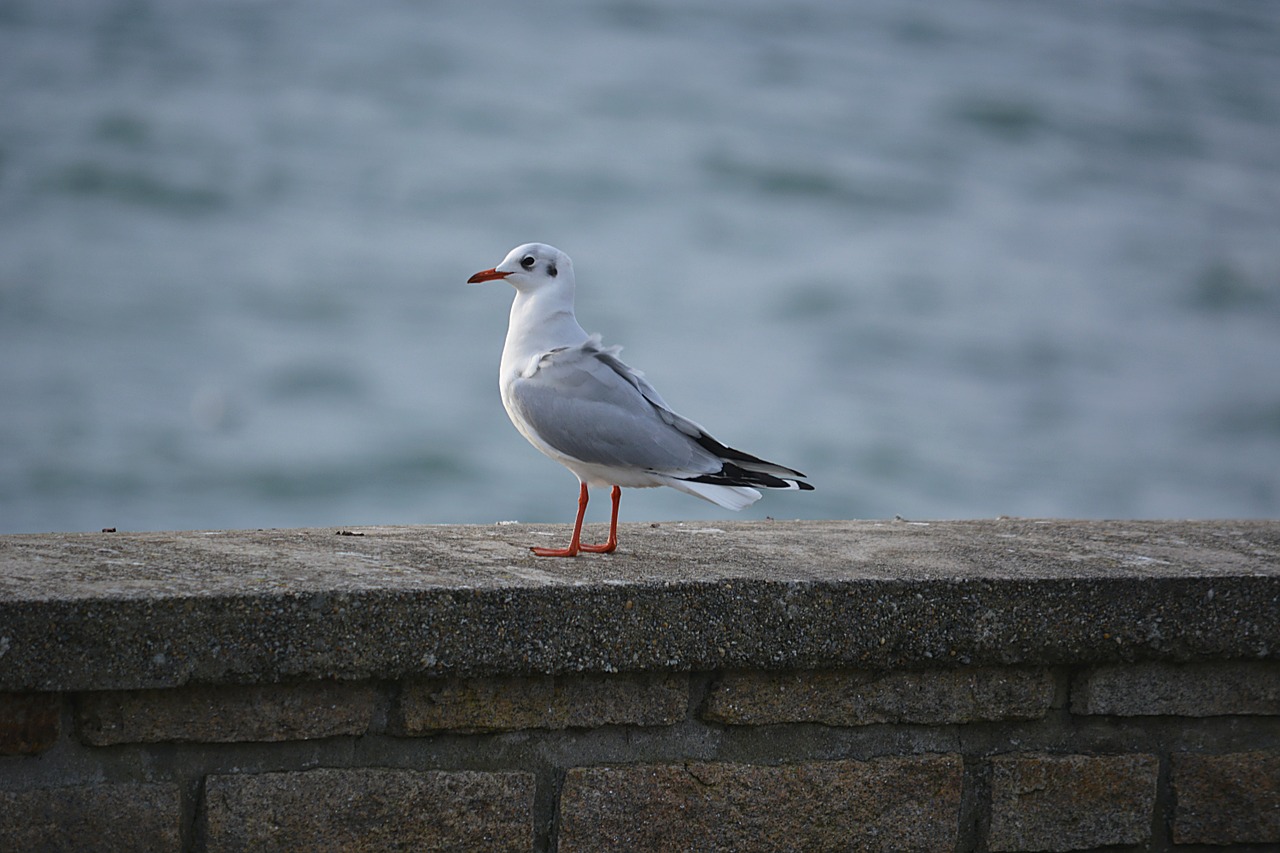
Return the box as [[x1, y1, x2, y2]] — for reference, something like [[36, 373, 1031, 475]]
[[505, 336, 721, 475]]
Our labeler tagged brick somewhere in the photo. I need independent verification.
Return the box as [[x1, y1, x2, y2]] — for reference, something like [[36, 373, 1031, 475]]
[[76, 680, 376, 745], [203, 768, 532, 852], [558, 755, 962, 852], [703, 666, 1052, 726], [988, 753, 1158, 852], [1072, 661, 1280, 716], [0, 782, 181, 851], [0, 691, 59, 754], [394, 672, 686, 734], [1172, 751, 1280, 844]]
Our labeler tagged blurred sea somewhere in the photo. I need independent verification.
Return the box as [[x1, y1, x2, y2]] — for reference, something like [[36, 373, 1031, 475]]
[[2, 0, 1279, 534]]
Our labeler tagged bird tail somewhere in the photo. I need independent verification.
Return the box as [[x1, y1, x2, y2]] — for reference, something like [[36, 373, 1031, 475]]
[[666, 479, 763, 511], [666, 440, 813, 510]]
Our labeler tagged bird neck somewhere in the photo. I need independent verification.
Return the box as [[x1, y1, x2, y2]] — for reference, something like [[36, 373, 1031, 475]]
[[501, 287, 589, 381]]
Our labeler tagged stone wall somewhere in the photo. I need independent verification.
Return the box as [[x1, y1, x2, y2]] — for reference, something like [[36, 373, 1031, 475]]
[[2, 519, 1278, 851]]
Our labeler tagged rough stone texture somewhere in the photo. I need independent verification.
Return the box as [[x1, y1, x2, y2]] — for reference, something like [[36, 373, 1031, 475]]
[[1, 520, 1278, 692], [1072, 660, 1280, 717], [557, 755, 962, 852], [203, 768, 533, 852], [0, 691, 59, 754], [1, 521, 1277, 850], [394, 672, 687, 734], [77, 680, 377, 744], [1172, 751, 1280, 844], [0, 782, 181, 851], [703, 666, 1053, 726], [988, 753, 1159, 852]]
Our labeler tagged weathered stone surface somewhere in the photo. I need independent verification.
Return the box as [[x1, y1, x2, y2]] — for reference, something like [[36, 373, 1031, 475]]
[[0, 691, 59, 754], [395, 672, 687, 733], [1072, 661, 1280, 716], [1, 520, 1278, 692], [77, 680, 376, 744], [1172, 751, 1280, 844], [203, 768, 533, 852], [988, 753, 1158, 852], [558, 755, 962, 852], [0, 782, 180, 851], [703, 666, 1052, 726]]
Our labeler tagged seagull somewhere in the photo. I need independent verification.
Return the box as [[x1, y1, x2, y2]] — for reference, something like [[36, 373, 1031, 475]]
[[469, 243, 812, 556]]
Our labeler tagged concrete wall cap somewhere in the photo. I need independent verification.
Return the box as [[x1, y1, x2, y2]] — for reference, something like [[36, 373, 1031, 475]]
[[2, 519, 1277, 691]]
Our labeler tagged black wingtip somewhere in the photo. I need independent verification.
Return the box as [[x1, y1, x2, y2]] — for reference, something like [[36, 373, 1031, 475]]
[[685, 462, 813, 491]]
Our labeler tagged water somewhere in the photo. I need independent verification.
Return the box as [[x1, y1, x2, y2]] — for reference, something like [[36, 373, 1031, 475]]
[[2, 0, 1279, 534]]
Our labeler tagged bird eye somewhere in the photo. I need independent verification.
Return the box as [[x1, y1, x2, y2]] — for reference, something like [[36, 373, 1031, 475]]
[[520, 256, 535, 269]]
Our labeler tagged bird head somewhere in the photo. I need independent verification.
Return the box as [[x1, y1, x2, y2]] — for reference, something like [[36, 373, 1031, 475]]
[[467, 243, 573, 295]]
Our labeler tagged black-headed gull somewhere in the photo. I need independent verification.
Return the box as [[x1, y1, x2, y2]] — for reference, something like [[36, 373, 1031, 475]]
[[469, 243, 812, 556]]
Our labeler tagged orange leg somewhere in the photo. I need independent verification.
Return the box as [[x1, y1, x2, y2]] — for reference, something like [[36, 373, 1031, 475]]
[[579, 485, 620, 554], [530, 483, 620, 557]]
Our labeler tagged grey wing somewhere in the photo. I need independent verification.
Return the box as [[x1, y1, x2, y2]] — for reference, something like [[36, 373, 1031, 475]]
[[591, 343, 809, 482], [506, 339, 718, 475]]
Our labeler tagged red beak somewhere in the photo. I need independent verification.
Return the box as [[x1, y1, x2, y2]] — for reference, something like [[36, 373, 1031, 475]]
[[467, 267, 510, 284]]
